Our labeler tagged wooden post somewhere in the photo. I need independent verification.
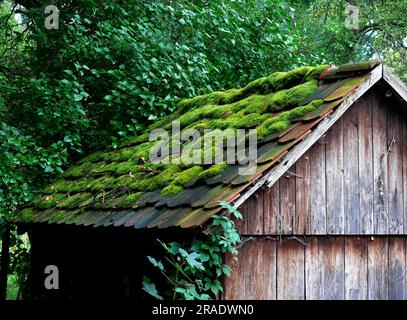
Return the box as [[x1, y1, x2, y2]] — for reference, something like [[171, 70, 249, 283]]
[[0, 225, 11, 301]]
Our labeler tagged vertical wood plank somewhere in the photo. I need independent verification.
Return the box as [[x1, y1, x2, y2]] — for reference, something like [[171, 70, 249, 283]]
[[277, 239, 305, 300], [321, 237, 345, 299], [279, 166, 296, 234], [305, 237, 323, 299], [236, 201, 248, 235], [358, 94, 374, 234], [372, 92, 389, 234], [309, 138, 327, 234], [388, 237, 406, 300], [223, 247, 245, 299], [295, 152, 310, 234], [367, 237, 389, 300], [343, 101, 361, 234], [326, 118, 345, 234], [263, 183, 279, 235], [246, 192, 264, 235], [244, 239, 277, 300], [387, 105, 404, 234], [403, 118, 407, 237], [345, 237, 368, 299]]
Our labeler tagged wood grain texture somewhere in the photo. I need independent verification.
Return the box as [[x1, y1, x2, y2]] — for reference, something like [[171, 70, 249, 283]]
[[388, 237, 406, 299], [294, 151, 310, 234], [321, 237, 345, 299], [326, 118, 345, 234], [345, 237, 367, 299], [309, 139, 327, 234], [246, 192, 264, 235], [372, 92, 389, 234], [367, 237, 389, 300], [305, 237, 323, 299], [277, 239, 305, 300], [223, 249, 245, 299], [404, 121, 407, 238], [343, 103, 361, 234], [263, 184, 279, 235], [224, 236, 407, 300], [279, 167, 296, 234], [387, 102, 404, 234], [358, 93, 374, 234]]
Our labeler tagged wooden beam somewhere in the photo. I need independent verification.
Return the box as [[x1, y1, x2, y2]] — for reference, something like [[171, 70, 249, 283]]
[[383, 65, 407, 107], [233, 64, 383, 208]]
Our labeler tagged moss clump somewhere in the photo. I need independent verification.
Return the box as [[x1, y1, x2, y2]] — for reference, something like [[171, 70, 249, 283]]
[[197, 163, 228, 181], [33, 193, 66, 209], [267, 80, 318, 111], [287, 99, 324, 119], [305, 64, 330, 81], [128, 165, 181, 192], [177, 88, 247, 112], [58, 193, 92, 209], [257, 99, 324, 138], [92, 162, 120, 173], [227, 113, 271, 128], [122, 192, 143, 207], [89, 176, 117, 191], [63, 161, 94, 178], [49, 210, 66, 223], [77, 151, 105, 164], [257, 120, 290, 139], [17, 208, 36, 222], [172, 166, 204, 187], [160, 184, 184, 197], [114, 161, 140, 176]]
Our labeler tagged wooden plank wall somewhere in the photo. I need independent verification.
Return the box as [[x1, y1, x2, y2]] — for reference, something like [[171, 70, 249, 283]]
[[223, 236, 407, 300], [238, 90, 407, 235]]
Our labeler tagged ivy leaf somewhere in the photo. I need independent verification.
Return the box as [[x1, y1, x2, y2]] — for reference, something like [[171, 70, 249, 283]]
[[142, 276, 163, 300], [147, 256, 164, 270], [179, 249, 204, 270]]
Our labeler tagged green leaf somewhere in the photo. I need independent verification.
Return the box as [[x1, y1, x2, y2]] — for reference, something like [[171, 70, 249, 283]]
[[147, 256, 164, 270], [142, 276, 163, 300]]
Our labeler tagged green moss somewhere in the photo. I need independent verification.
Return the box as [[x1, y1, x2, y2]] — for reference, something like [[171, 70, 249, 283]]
[[58, 193, 92, 209], [177, 88, 246, 112], [114, 161, 140, 176], [33, 193, 66, 209], [78, 151, 105, 164], [197, 163, 228, 181], [128, 165, 180, 192], [122, 192, 143, 207], [256, 99, 324, 138], [89, 176, 117, 191], [267, 80, 319, 111], [48, 210, 66, 223], [160, 184, 184, 197], [17, 208, 36, 222], [305, 64, 330, 81], [63, 161, 94, 178], [172, 166, 204, 187], [257, 119, 290, 139], [287, 99, 324, 119], [227, 113, 271, 128]]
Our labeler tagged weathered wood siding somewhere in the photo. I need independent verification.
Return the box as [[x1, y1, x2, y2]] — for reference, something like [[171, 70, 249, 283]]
[[238, 89, 407, 235], [224, 236, 407, 300]]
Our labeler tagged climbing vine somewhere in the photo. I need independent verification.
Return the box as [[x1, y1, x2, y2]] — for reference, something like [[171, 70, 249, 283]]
[[142, 201, 242, 300]]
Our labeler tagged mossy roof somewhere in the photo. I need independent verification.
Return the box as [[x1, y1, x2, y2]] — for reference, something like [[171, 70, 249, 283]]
[[13, 61, 380, 229]]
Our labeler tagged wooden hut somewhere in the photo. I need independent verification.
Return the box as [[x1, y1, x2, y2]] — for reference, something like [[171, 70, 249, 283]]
[[7, 61, 407, 300]]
